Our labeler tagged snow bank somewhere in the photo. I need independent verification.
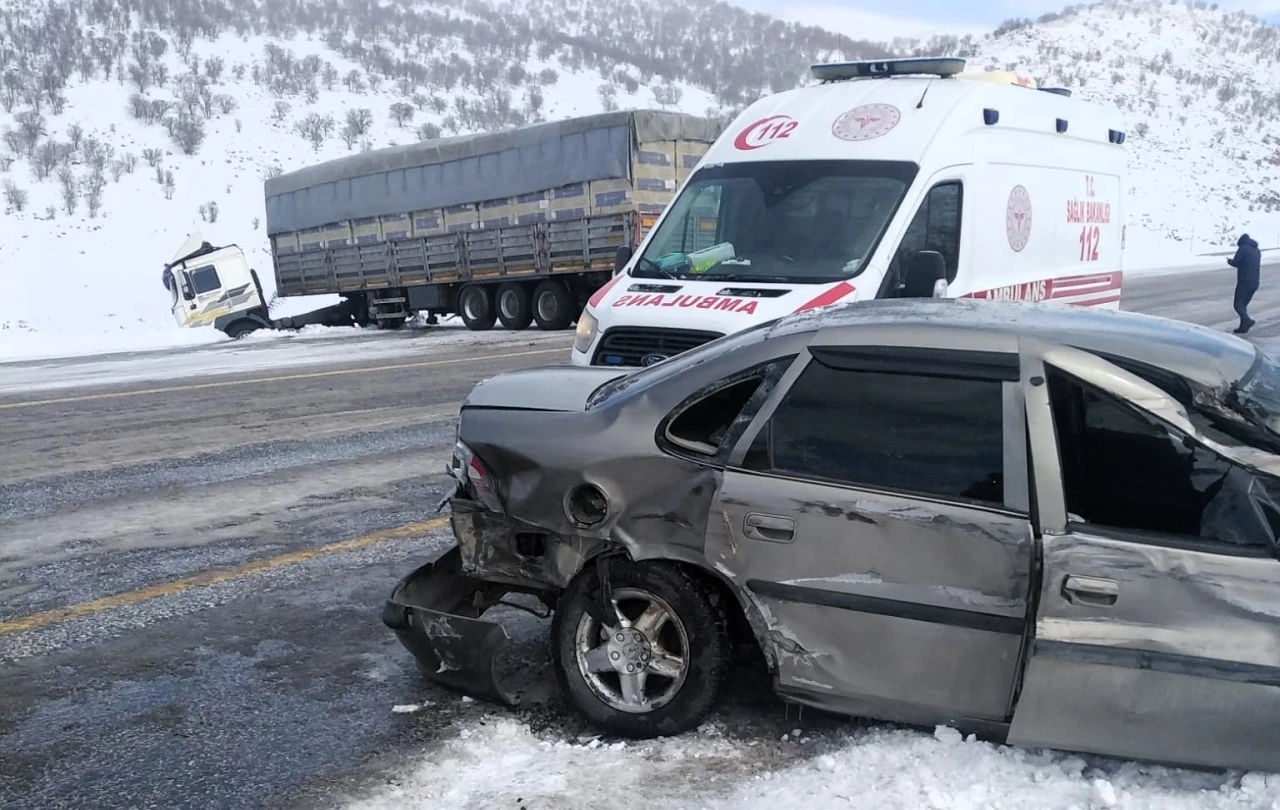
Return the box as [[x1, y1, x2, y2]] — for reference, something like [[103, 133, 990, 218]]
[[348, 717, 1279, 810]]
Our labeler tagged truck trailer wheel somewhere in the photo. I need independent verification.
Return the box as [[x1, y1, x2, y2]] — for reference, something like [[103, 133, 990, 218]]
[[496, 282, 534, 330], [532, 280, 574, 331], [458, 284, 497, 331]]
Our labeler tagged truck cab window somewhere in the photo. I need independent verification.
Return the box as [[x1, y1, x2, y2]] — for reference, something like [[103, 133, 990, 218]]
[[889, 182, 963, 289], [1045, 365, 1276, 548], [189, 265, 222, 295]]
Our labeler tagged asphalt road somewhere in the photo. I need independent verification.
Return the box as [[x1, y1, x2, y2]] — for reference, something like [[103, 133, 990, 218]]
[[1, 266, 1276, 810]]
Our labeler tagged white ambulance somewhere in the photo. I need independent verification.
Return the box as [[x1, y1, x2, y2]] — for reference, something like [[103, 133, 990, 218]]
[[570, 57, 1127, 368]]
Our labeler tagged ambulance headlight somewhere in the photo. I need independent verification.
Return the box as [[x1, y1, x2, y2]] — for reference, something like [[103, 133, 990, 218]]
[[573, 309, 599, 354]]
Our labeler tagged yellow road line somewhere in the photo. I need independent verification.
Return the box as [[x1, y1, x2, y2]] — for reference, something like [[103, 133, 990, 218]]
[[0, 516, 450, 637], [0, 347, 564, 411]]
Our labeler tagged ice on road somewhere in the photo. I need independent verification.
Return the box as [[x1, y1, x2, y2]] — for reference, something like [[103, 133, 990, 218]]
[[348, 717, 1278, 810]]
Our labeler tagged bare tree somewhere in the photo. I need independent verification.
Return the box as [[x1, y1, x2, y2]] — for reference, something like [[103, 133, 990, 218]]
[[57, 166, 78, 215], [416, 122, 442, 141], [205, 56, 225, 83], [652, 82, 683, 109], [294, 112, 335, 151], [390, 101, 414, 127], [163, 169, 175, 200], [345, 108, 373, 136], [66, 123, 83, 150], [170, 114, 206, 155], [142, 147, 163, 167], [85, 169, 106, 218], [128, 62, 150, 93], [14, 111, 46, 157], [34, 140, 62, 181], [272, 101, 291, 122], [2, 180, 28, 211]]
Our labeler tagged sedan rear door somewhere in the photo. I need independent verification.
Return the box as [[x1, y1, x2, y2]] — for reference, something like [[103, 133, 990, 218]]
[[705, 340, 1038, 729]]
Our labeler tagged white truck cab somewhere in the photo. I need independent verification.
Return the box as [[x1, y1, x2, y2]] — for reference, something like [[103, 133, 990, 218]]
[[571, 57, 1127, 367], [164, 232, 270, 338]]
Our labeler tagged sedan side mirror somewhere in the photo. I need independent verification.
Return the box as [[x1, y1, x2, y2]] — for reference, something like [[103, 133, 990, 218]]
[[903, 250, 948, 298], [614, 245, 634, 276]]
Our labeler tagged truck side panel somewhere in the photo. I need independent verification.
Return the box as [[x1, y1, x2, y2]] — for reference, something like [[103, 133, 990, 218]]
[[270, 137, 710, 299]]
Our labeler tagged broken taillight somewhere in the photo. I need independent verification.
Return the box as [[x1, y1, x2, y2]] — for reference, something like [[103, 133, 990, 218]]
[[451, 440, 504, 514]]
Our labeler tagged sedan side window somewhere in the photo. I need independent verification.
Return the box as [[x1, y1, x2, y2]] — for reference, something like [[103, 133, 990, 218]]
[[660, 356, 797, 460], [1046, 364, 1278, 549], [740, 354, 1007, 506]]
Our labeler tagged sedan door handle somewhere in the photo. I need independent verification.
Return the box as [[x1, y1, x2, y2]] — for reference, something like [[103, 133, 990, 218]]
[[743, 513, 794, 543], [1061, 574, 1119, 607]]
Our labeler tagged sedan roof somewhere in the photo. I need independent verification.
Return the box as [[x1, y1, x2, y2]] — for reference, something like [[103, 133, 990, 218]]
[[772, 298, 1258, 390]]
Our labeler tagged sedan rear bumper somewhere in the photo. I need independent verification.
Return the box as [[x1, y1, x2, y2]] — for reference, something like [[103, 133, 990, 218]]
[[381, 544, 522, 706]]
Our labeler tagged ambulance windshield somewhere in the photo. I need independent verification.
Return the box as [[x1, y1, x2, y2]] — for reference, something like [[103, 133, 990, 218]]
[[635, 160, 917, 284]]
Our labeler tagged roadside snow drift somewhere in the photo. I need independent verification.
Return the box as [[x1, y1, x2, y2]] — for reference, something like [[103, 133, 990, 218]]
[[348, 717, 1280, 810]]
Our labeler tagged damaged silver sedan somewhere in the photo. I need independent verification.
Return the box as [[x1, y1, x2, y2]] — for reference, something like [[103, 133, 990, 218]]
[[382, 298, 1280, 773]]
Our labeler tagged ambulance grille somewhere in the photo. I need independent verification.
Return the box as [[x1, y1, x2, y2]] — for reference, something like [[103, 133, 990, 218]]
[[591, 327, 724, 366]]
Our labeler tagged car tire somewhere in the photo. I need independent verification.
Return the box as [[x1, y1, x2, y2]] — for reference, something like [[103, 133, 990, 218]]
[[551, 559, 729, 738]]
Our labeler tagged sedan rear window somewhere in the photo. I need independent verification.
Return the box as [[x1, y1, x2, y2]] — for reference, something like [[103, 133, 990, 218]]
[[742, 360, 1007, 505]]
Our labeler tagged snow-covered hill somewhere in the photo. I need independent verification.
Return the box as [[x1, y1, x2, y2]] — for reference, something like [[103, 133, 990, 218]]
[[0, 0, 1276, 350]]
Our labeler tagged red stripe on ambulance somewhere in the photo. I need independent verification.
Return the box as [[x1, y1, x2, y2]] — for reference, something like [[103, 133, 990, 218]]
[[793, 281, 856, 313], [588, 273, 624, 308], [964, 271, 1122, 306]]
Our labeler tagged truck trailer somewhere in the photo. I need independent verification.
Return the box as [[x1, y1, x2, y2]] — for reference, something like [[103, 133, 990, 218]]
[[241, 109, 719, 337]]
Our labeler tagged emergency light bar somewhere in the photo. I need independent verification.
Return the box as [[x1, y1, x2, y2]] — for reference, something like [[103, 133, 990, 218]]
[[811, 57, 967, 83]]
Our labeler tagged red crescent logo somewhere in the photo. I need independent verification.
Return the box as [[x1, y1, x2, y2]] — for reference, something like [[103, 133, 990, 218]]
[[734, 115, 798, 150]]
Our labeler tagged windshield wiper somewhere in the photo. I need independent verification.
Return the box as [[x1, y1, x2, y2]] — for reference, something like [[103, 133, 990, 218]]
[[633, 256, 676, 280]]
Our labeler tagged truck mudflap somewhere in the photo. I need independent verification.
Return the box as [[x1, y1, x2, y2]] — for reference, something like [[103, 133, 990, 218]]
[[381, 544, 522, 707]]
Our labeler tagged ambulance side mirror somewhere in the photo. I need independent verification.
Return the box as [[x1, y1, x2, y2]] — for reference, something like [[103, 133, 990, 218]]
[[903, 250, 947, 298], [615, 245, 633, 275]]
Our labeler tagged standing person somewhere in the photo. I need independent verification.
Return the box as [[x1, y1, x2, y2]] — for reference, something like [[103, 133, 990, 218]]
[[1227, 233, 1261, 334]]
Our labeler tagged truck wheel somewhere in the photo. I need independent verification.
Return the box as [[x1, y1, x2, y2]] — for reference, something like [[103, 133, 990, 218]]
[[532, 280, 575, 330], [550, 560, 729, 739], [496, 282, 534, 330], [223, 320, 260, 339], [458, 285, 496, 331]]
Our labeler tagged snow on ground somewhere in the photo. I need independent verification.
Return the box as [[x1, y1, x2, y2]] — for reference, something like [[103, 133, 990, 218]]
[[0, 321, 567, 395], [348, 716, 1279, 810]]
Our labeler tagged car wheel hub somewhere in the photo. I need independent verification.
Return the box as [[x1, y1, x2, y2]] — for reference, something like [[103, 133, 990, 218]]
[[607, 629, 652, 674], [572, 587, 690, 714]]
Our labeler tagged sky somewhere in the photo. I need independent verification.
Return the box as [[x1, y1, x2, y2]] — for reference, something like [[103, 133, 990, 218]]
[[730, 0, 1280, 41]]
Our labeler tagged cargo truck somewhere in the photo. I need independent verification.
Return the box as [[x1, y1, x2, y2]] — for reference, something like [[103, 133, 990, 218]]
[[164, 110, 723, 339]]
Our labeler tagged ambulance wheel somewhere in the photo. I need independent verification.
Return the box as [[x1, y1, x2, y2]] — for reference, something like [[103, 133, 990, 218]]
[[496, 282, 534, 330], [532, 280, 574, 331], [458, 284, 496, 331]]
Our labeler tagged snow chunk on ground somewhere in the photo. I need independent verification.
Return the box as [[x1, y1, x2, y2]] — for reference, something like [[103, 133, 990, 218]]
[[346, 719, 1279, 810]]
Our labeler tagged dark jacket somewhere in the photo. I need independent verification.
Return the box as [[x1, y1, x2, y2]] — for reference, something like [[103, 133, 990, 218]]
[[1228, 233, 1261, 288]]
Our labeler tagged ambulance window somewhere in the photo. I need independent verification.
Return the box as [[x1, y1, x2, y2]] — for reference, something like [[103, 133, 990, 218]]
[[893, 182, 963, 283], [189, 264, 222, 295]]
